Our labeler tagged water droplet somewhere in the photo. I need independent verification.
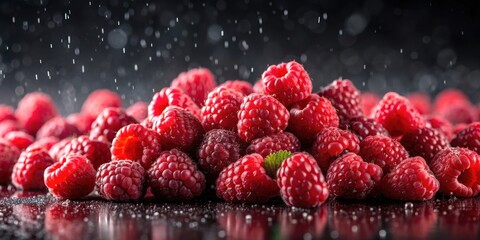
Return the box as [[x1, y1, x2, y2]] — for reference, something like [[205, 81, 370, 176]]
[[405, 202, 414, 210], [379, 229, 387, 238]]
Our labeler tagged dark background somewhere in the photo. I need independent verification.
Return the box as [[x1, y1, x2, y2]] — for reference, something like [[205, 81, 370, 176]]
[[0, 0, 479, 115]]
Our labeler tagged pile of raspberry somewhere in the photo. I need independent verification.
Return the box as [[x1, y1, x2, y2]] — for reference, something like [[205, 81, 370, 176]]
[[1, 60, 480, 208]]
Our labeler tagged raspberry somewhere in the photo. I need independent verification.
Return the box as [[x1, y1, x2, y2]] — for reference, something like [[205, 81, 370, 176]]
[[451, 122, 480, 155], [359, 135, 408, 173], [216, 153, 278, 203], [66, 113, 95, 135], [111, 124, 161, 169], [326, 152, 383, 199], [277, 152, 329, 208], [0, 105, 16, 123], [126, 101, 148, 122], [401, 127, 450, 163], [0, 120, 23, 137], [426, 116, 453, 140], [318, 79, 362, 123], [141, 116, 154, 129], [382, 156, 439, 201], [201, 86, 243, 132], [44, 154, 96, 200], [148, 87, 201, 119], [11, 148, 55, 190], [219, 80, 253, 96], [288, 94, 339, 145], [262, 61, 312, 106], [171, 68, 217, 106], [438, 104, 477, 125], [372, 92, 426, 137], [59, 136, 111, 170], [49, 137, 74, 161], [36, 117, 80, 140], [0, 140, 20, 185], [246, 132, 300, 158], [26, 136, 59, 152], [237, 94, 289, 143], [433, 89, 470, 113], [311, 127, 360, 173], [152, 106, 204, 153], [89, 107, 137, 143], [453, 123, 468, 135], [96, 160, 146, 201], [81, 89, 122, 119], [253, 79, 265, 94], [430, 147, 480, 197], [342, 116, 389, 141], [197, 129, 244, 179], [15, 92, 58, 135], [4, 131, 34, 151], [147, 149, 205, 201], [406, 92, 432, 115], [360, 92, 380, 117]]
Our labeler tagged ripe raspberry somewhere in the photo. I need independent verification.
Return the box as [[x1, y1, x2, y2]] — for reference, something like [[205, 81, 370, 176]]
[[372, 92, 426, 137], [141, 116, 154, 129], [360, 92, 380, 117], [59, 136, 111, 170], [382, 156, 439, 201], [219, 80, 253, 96], [216, 153, 278, 203], [0, 120, 23, 137], [201, 86, 243, 132], [0, 105, 16, 123], [96, 160, 146, 201], [237, 94, 289, 142], [318, 79, 362, 123], [36, 117, 80, 140], [288, 94, 339, 145], [197, 129, 244, 179], [4, 131, 34, 151], [49, 137, 74, 161], [26, 136, 59, 152], [262, 61, 312, 106], [81, 89, 122, 119], [152, 106, 204, 153], [426, 116, 453, 140], [171, 68, 217, 106], [253, 79, 265, 94], [111, 124, 161, 169], [277, 152, 329, 208], [126, 101, 148, 122], [66, 113, 95, 135], [430, 147, 480, 197], [147, 149, 205, 201], [406, 92, 431, 115], [89, 107, 137, 143], [326, 152, 383, 199], [246, 132, 300, 158], [451, 122, 480, 155], [401, 127, 450, 163], [15, 92, 58, 135], [359, 135, 408, 174], [343, 116, 389, 141], [148, 87, 201, 119], [11, 148, 55, 190], [44, 154, 96, 200], [311, 127, 360, 173], [438, 104, 477, 125], [433, 89, 470, 113], [453, 123, 468, 135], [0, 140, 20, 185]]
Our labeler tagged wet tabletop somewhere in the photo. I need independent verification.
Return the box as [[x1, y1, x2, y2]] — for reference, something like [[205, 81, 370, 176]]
[[0, 187, 479, 240]]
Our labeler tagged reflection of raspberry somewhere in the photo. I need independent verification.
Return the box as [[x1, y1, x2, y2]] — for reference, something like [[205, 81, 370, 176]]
[[89, 107, 137, 143], [36, 117, 80, 140], [12, 148, 55, 190], [201, 86, 243, 132], [171, 68, 217, 106], [219, 80, 253, 96], [4, 131, 34, 151], [318, 79, 362, 123], [81, 89, 122, 119], [15, 92, 58, 135], [246, 132, 300, 158], [96, 160, 146, 201], [0, 140, 20, 185]]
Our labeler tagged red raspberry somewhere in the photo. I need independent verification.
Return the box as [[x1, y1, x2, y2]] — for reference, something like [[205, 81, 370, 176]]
[[201, 86, 243, 132], [433, 89, 470, 113], [11, 148, 55, 190], [311, 127, 360, 173], [0, 104, 16, 123], [126, 101, 148, 122], [277, 152, 329, 208], [401, 127, 450, 163], [4, 131, 34, 151], [253, 78, 265, 94], [438, 104, 477, 125], [237, 94, 289, 143], [0, 140, 20, 185], [372, 92, 426, 137], [148, 87, 201, 119], [262, 61, 312, 106], [44, 154, 96, 200], [216, 153, 278, 203], [288, 94, 339, 145], [171, 68, 217, 106], [111, 124, 161, 169], [197, 129, 244, 179], [147, 149, 205, 201], [36, 117, 80, 140], [451, 122, 480, 155], [15, 92, 58, 135], [359, 135, 408, 174], [141, 116, 154, 129], [318, 79, 362, 123], [453, 123, 468, 135], [406, 92, 432, 115], [0, 120, 23, 137], [89, 107, 137, 143], [246, 132, 300, 158], [66, 113, 95, 135], [48, 137, 74, 161], [382, 156, 439, 201], [426, 116, 453, 140], [343, 116, 389, 141], [59, 136, 111, 170], [152, 106, 204, 153], [360, 92, 380, 117], [219, 80, 253, 96], [26, 136, 59, 152], [430, 147, 480, 197], [326, 152, 383, 199], [96, 160, 146, 201], [81, 89, 122, 119]]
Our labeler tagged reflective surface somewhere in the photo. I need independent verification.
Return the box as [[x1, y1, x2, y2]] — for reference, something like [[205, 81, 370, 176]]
[[0, 186, 479, 240]]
